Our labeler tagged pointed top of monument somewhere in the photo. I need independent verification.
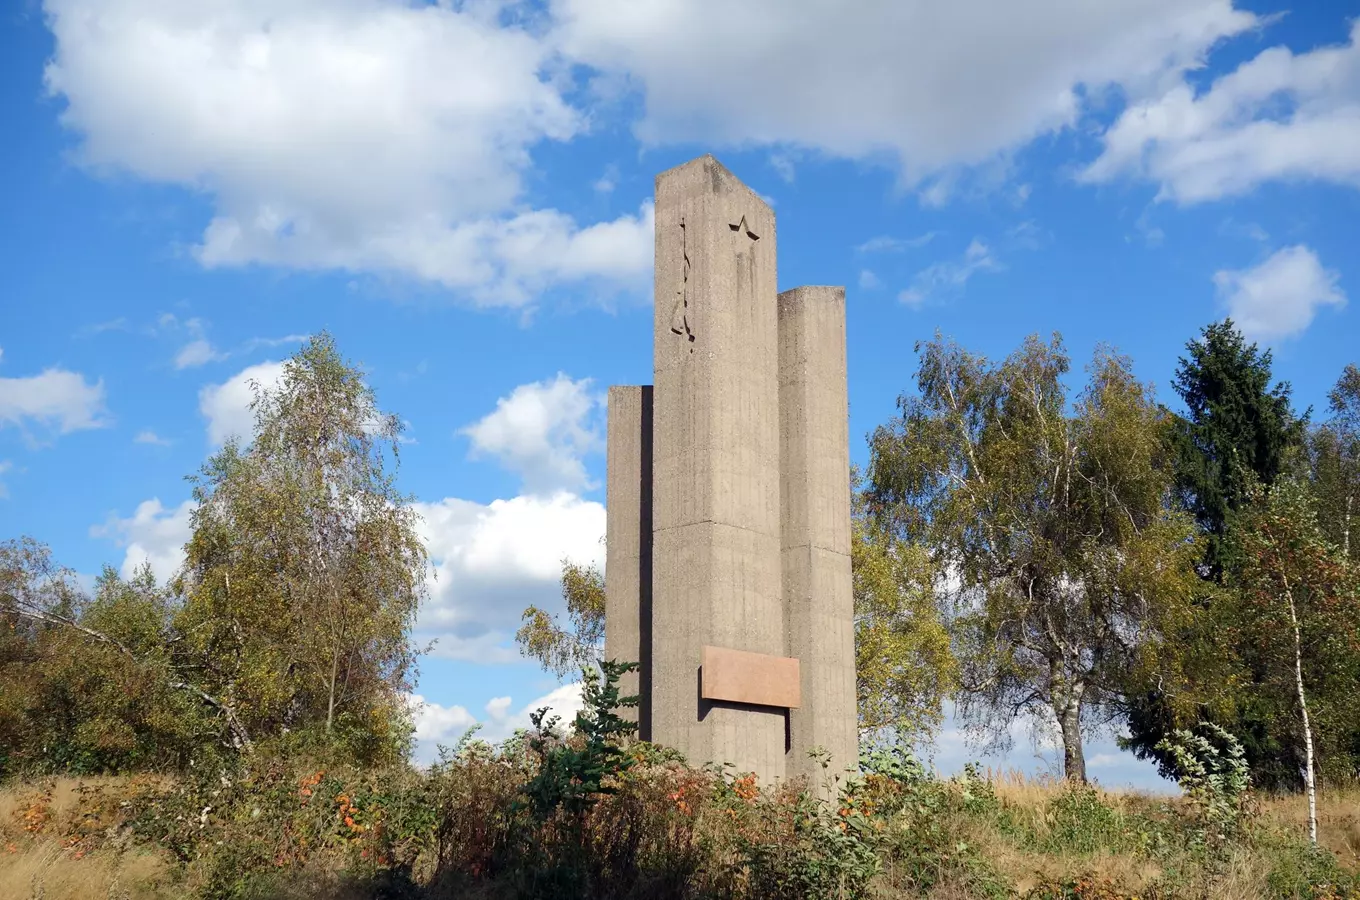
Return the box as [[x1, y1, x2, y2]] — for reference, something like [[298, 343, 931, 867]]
[[655, 154, 770, 210]]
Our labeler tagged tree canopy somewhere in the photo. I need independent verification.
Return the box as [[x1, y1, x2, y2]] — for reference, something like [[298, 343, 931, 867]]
[[867, 334, 1200, 781], [1168, 319, 1305, 579], [0, 334, 427, 774], [516, 558, 607, 680]]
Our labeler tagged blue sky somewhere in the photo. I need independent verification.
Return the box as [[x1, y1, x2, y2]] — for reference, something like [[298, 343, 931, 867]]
[[3, 0, 1358, 789]]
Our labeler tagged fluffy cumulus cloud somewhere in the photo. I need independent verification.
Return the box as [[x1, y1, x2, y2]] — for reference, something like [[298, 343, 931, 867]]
[[414, 374, 606, 661], [199, 361, 286, 445], [42, 0, 653, 307], [1083, 20, 1360, 202], [42, 0, 1353, 300], [1213, 245, 1346, 341], [461, 374, 602, 496], [88, 486, 608, 663], [0, 368, 109, 438], [91, 498, 195, 581], [409, 681, 585, 762], [553, 0, 1257, 187], [413, 492, 605, 663]]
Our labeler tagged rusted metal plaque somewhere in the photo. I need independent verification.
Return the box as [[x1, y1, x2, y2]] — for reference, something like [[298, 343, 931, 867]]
[[700, 645, 801, 709]]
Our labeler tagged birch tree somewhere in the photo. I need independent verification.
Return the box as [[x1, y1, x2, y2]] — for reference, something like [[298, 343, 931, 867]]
[[175, 333, 427, 763], [516, 558, 607, 680], [866, 334, 1200, 781], [1231, 478, 1360, 843], [1312, 364, 1360, 562], [852, 475, 958, 744]]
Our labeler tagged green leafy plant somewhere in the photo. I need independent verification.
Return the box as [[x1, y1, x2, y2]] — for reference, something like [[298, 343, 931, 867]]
[[1155, 722, 1250, 836], [520, 659, 639, 820]]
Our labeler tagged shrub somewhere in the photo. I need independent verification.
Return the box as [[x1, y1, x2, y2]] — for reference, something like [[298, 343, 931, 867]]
[[1156, 723, 1251, 838]]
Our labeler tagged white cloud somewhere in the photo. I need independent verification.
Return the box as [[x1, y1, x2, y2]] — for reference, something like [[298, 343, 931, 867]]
[[461, 374, 602, 495], [554, 0, 1257, 183], [134, 429, 171, 446], [0, 460, 11, 499], [858, 269, 881, 290], [898, 239, 1000, 307], [91, 498, 194, 582], [768, 152, 796, 183], [167, 317, 224, 369], [409, 682, 585, 762], [86, 487, 607, 664], [408, 694, 478, 752], [856, 233, 937, 254], [43, 0, 653, 307], [593, 164, 619, 194], [1083, 20, 1360, 202], [174, 339, 226, 370], [1213, 245, 1346, 341], [199, 360, 286, 445], [0, 368, 109, 437], [414, 492, 605, 663]]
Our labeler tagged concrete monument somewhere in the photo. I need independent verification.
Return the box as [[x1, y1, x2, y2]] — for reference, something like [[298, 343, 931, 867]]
[[605, 155, 855, 785]]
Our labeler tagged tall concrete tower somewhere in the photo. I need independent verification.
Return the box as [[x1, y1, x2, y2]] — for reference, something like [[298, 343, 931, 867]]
[[605, 155, 856, 785]]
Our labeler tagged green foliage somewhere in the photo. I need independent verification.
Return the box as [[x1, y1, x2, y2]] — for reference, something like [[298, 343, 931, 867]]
[[175, 332, 426, 764], [1311, 364, 1360, 562], [520, 659, 639, 820], [1022, 874, 1152, 899], [0, 542, 218, 777], [7, 741, 1358, 900], [1261, 837, 1360, 900], [730, 778, 882, 899], [1226, 478, 1360, 789], [1121, 321, 1326, 791], [1168, 319, 1306, 578], [852, 469, 958, 745], [867, 333, 1200, 781], [515, 557, 606, 680], [1, 334, 426, 778], [1041, 785, 1135, 856], [1155, 723, 1250, 836]]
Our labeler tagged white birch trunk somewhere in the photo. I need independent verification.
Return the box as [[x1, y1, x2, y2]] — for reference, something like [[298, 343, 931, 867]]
[[1285, 579, 1318, 845]]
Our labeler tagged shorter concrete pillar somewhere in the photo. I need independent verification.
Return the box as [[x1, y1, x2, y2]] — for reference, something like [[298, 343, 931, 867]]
[[778, 286, 857, 789], [604, 385, 653, 738]]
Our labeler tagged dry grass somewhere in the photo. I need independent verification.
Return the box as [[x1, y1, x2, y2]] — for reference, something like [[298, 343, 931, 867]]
[[0, 776, 180, 900], [1259, 783, 1360, 868], [0, 842, 176, 900], [956, 773, 1169, 894]]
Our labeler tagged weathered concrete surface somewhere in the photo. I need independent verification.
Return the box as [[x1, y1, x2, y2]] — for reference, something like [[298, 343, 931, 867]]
[[651, 155, 786, 780], [778, 286, 856, 789], [604, 385, 653, 738]]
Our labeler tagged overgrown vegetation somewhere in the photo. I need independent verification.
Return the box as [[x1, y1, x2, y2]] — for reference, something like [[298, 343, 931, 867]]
[[1, 662, 1357, 899]]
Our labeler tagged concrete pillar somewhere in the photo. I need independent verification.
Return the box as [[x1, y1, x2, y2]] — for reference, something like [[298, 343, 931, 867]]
[[604, 385, 653, 738], [651, 155, 786, 780], [778, 286, 857, 788]]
